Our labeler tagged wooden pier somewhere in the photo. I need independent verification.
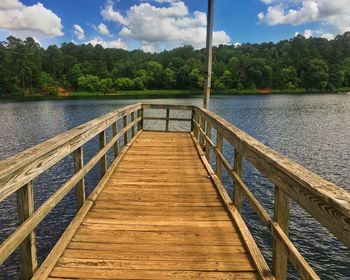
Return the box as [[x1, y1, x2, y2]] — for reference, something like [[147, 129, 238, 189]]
[[0, 103, 349, 280]]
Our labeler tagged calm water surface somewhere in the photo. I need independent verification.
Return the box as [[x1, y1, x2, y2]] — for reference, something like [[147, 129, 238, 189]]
[[0, 94, 349, 279]]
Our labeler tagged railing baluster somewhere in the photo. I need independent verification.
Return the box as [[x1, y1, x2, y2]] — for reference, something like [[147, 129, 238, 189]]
[[140, 108, 144, 130], [99, 130, 107, 177], [73, 147, 85, 209], [112, 122, 119, 158], [205, 122, 211, 161], [233, 150, 243, 213], [190, 109, 195, 132], [123, 115, 128, 145], [16, 182, 37, 280], [273, 187, 290, 280], [131, 112, 135, 137], [216, 130, 223, 180], [166, 109, 170, 131]]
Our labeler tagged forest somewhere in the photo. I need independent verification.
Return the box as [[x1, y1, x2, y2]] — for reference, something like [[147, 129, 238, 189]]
[[0, 32, 350, 96]]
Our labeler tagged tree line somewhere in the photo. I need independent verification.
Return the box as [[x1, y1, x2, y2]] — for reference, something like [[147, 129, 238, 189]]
[[0, 32, 350, 96]]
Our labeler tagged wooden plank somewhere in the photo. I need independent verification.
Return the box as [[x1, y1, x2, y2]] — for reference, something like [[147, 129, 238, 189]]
[[32, 131, 143, 280], [16, 182, 37, 280], [45, 131, 257, 280], [111, 122, 119, 158], [166, 108, 170, 131], [233, 150, 243, 213], [191, 133, 274, 280], [123, 115, 128, 145], [73, 146, 85, 209], [0, 119, 141, 266], [272, 188, 290, 280], [0, 103, 141, 202], [194, 106, 350, 248], [216, 130, 223, 180], [50, 268, 257, 279]]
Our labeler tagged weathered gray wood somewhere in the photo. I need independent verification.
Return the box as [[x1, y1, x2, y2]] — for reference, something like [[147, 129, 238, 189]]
[[140, 108, 144, 130], [190, 109, 195, 132], [233, 150, 243, 213], [272, 188, 290, 280], [205, 123, 212, 161], [143, 117, 191, 122], [73, 147, 85, 209], [111, 123, 119, 158], [32, 130, 143, 280], [0, 103, 142, 202], [131, 112, 135, 137], [194, 106, 350, 248], [17, 182, 37, 280], [191, 133, 274, 280], [99, 131, 107, 178], [0, 118, 141, 265], [141, 104, 193, 111], [165, 109, 170, 131], [215, 130, 223, 180], [123, 115, 128, 145]]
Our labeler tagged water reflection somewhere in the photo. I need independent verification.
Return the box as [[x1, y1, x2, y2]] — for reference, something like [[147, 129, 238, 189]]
[[0, 94, 349, 279]]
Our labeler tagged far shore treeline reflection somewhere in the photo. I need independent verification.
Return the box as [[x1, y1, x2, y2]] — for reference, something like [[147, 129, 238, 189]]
[[0, 32, 350, 97]]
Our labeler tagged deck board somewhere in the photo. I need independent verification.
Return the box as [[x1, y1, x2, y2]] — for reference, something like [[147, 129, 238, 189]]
[[48, 131, 258, 279]]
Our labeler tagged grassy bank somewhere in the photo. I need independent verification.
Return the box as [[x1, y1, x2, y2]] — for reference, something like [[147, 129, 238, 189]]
[[1, 88, 349, 101]]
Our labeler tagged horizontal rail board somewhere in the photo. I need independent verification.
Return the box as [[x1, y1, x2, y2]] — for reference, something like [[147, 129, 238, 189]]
[[0, 103, 142, 202], [0, 118, 141, 264], [143, 117, 192, 122], [142, 104, 193, 110], [194, 106, 350, 248]]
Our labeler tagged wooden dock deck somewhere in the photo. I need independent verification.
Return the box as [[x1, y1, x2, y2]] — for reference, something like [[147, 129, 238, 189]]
[[1, 103, 349, 280], [48, 131, 257, 279]]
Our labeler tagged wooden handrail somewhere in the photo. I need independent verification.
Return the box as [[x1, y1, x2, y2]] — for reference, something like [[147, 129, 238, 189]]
[[0, 104, 142, 280], [192, 106, 350, 280], [1, 103, 349, 280], [0, 103, 142, 202]]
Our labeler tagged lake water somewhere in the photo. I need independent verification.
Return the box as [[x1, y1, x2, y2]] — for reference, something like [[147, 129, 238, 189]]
[[0, 94, 349, 279]]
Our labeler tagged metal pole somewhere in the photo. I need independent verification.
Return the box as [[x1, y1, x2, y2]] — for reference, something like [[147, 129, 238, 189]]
[[203, 0, 214, 109]]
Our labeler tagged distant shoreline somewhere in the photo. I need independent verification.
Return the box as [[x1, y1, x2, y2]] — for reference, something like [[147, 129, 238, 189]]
[[1, 89, 349, 101]]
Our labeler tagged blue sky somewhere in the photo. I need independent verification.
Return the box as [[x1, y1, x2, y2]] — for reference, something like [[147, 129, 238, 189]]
[[0, 0, 349, 51]]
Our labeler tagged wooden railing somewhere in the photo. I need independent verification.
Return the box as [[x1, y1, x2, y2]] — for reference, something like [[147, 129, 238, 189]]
[[0, 103, 143, 280], [0, 103, 349, 280], [192, 106, 350, 280]]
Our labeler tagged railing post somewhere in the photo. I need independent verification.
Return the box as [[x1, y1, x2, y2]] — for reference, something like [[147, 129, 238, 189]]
[[99, 130, 107, 178], [123, 115, 128, 145], [216, 130, 223, 180], [190, 109, 195, 133], [165, 109, 170, 131], [233, 150, 243, 213], [273, 187, 290, 280], [200, 118, 206, 147], [16, 182, 37, 280], [205, 122, 211, 161], [140, 108, 144, 130], [131, 111, 135, 137], [137, 109, 141, 131], [73, 146, 85, 209], [112, 122, 119, 158]]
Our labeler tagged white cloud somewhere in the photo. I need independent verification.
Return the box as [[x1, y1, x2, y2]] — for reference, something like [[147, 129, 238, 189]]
[[73, 24, 85, 40], [101, 0, 231, 51], [295, 28, 334, 39], [97, 23, 110, 36], [258, 0, 350, 35], [0, 0, 63, 37], [85, 37, 128, 49], [101, 0, 127, 25]]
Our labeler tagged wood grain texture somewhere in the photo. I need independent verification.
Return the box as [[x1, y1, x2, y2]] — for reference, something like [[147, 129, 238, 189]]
[[73, 147, 85, 210], [0, 103, 141, 202], [47, 131, 258, 280], [194, 106, 350, 248], [16, 182, 37, 280]]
